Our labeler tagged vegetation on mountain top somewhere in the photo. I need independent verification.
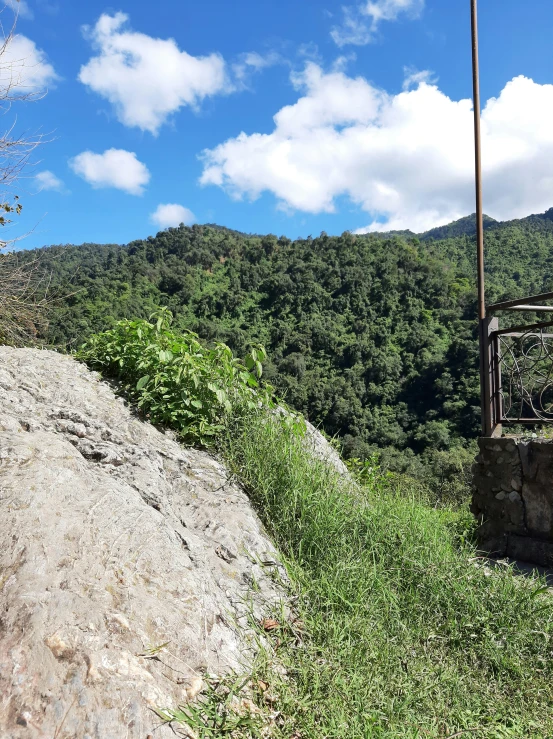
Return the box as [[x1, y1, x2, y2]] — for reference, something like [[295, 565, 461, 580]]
[[24, 206, 553, 484]]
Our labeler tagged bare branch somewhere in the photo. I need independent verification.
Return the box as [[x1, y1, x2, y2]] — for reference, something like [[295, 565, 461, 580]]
[[0, 2, 56, 344], [0, 250, 50, 344]]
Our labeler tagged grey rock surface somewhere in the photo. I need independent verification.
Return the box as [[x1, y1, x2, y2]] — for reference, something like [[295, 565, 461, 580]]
[[0, 347, 288, 738], [303, 420, 348, 476], [272, 406, 348, 476]]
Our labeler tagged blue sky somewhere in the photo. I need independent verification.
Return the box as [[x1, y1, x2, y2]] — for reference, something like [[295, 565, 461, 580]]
[[4, 0, 553, 249]]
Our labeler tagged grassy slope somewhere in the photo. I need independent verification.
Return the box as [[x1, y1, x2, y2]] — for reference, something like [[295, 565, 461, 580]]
[[221, 412, 553, 738]]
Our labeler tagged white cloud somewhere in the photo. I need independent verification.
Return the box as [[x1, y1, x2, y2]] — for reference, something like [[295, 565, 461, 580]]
[[150, 203, 196, 229], [365, 0, 424, 24], [402, 66, 436, 91], [0, 34, 58, 91], [78, 12, 229, 134], [35, 170, 64, 191], [69, 148, 150, 195], [5, 0, 34, 19], [297, 42, 322, 62], [232, 51, 281, 88], [200, 65, 553, 233], [331, 0, 424, 46]]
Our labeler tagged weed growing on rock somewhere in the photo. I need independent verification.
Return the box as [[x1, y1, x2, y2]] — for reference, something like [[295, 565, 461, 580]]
[[156, 674, 267, 738]]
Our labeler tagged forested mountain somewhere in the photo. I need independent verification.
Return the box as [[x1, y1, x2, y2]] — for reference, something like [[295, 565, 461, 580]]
[[419, 213, 499, 242], [25, 207, 553, 476]]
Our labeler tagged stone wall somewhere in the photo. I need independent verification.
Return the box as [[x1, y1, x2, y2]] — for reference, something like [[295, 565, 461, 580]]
[[472, 437, 553, 566]]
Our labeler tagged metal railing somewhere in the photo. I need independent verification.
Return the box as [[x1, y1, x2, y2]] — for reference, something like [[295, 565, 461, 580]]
[[484, 293, 553, 435]]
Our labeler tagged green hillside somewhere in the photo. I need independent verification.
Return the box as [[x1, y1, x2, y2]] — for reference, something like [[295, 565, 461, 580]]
[[28, 207, 553, 480], [419, 213, 499, 242]]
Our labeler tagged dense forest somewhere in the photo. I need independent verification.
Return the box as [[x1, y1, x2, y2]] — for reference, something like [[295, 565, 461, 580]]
[[22, 206, 553, 482]]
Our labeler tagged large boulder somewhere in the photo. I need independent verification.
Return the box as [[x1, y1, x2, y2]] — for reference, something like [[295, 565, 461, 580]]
[[0, 348, 287, 738]]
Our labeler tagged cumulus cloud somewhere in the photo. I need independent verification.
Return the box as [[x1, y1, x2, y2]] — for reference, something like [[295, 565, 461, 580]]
[[150, 203, 196, 229], [0, 34, 58, 91], [35, 170, 64, 191], [78, 12, 229, 134], [69, 148, 150, 195], [331, 0, 424, 46], [5, 0, 34, 19], [200, 65, 553, 233]]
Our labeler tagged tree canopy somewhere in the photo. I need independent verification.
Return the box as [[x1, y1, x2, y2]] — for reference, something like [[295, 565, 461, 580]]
[[29, 207, 553, 475]]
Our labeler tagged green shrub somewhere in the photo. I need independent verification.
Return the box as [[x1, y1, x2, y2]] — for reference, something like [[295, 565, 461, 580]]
[[77, 307, 278, 445]]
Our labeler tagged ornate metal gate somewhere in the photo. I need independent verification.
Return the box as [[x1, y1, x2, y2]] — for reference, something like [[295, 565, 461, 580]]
[[485, 294, 553, 435]]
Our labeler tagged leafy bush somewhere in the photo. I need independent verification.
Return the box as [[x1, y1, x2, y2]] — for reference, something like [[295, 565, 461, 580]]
[[77, 307, 277, 445]]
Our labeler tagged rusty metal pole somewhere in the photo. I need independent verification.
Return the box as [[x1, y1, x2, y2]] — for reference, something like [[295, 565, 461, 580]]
[[471, 0, 493, 436]]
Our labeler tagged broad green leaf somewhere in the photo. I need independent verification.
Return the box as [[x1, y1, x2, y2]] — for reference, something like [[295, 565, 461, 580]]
[[136, 375, 150, 390]]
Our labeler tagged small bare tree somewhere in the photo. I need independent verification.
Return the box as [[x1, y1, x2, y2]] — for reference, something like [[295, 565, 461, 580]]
[[0, 0, 51, 345], [0, 251, 50, 343]]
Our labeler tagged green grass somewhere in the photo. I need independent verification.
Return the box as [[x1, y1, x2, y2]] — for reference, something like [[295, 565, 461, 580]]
[[215, 411, 553, 739]]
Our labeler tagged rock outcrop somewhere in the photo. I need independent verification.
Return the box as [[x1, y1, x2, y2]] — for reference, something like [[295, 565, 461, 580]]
[[0, 348, 287, 738]]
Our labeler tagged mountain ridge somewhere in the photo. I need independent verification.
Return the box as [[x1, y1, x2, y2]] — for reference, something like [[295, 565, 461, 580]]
[[368, 206, 553, 242]]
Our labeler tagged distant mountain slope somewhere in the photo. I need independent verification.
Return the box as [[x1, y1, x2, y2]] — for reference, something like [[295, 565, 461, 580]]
[[419, 213, 499, 241], [23, 205, 553, 474], [426, 208, 553, 302], [372, 207, 553, 244]]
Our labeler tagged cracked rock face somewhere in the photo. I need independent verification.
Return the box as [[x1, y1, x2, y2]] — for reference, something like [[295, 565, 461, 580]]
[[0, 347, 287, 738]]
